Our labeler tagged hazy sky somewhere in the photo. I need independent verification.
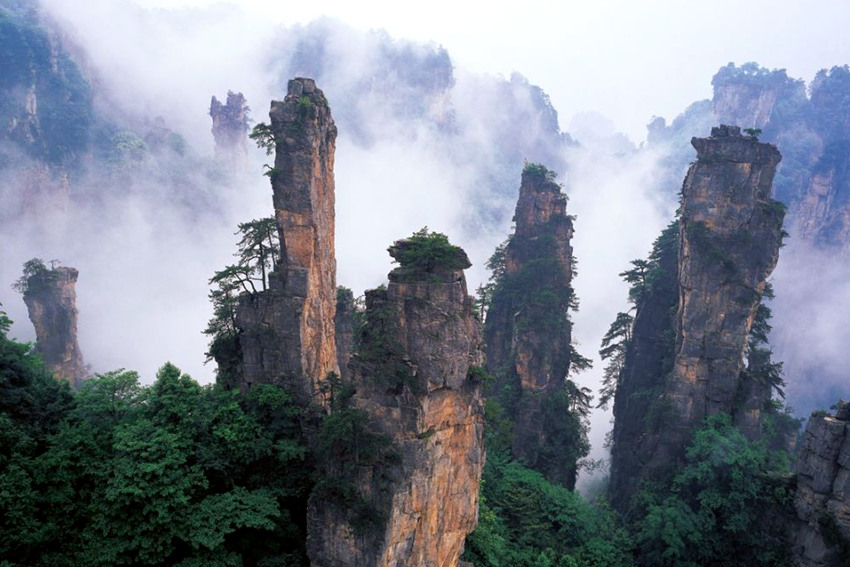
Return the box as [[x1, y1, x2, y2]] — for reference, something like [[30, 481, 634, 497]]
[[130, 0, 850, 142]]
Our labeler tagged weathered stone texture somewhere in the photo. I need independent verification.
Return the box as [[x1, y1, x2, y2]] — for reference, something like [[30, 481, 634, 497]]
[[793, 401, 850, 567], [23, 266, 86, 387], [652, 125, 784, 465], [609, 126, 786, 509], [309, 253, 485, 567], [794, 146, 850, 252], [236, 78, 338, 404], [484, 166, 576, 486]]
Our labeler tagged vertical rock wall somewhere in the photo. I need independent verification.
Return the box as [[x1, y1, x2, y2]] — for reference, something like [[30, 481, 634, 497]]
[[649, 125, 784, 468], [607, 222, 679, 512], [793, 401, 850, 567], [236, 78, 338, 404], [309, 247, 485, 567], [23, 266, 86, 387], [609, 126, 786, 508], [483, 165, 578, 486], [334, 287, 357, 382]]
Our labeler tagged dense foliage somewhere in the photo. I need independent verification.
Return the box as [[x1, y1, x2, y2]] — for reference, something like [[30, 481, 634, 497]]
[[387, 227, 470, 280], [0, 311, 313, 566], [463, 399, 634, 567], [634, 414, 795, 566]]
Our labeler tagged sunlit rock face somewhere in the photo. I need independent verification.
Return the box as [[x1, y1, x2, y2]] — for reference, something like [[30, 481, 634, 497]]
[[609, 126, 785, 509], [23, 266, 86, 387], [653, 125, 784, 461], [793, 401, 850, 567], [483, 166, 578, 487], [236, 78, 338, 404], [308, 245, 485, 567]]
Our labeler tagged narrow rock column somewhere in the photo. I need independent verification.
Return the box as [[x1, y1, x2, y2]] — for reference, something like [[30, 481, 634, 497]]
[[209, 91, 249, 160], [23, 266, 86, 387], [483, 165, 577, 486], [236, 78, 338, 403], [652, 125, 784, 466], [793, 401, 850, 567], [308, 239, 485, 567]]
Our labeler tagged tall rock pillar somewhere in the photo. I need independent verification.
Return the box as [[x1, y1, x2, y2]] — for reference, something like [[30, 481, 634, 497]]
[[609, 126, 786, 510], [793, 401, 850, 567], [22, 265, 86, 387], [483, 164, 580, 487], [236, 78, 338, 404], [650, 125, 784, 469], [308, 234, 485, 567]]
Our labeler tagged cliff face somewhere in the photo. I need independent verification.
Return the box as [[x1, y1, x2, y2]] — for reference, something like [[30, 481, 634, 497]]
[[795, 143, 850, 251], [608, 222, 679, 512], [309, 243, 485, 567], [609, 126, 785, 508], [712, 65, 805, 131], [793, 401, 850, 567], [334, 287, 357, 383], [22, 266, 86, 387], [209, 91, 249, 161], [653, 125, 784, 462], [484, 166, 579, 487], [236, 78, 338, 404]]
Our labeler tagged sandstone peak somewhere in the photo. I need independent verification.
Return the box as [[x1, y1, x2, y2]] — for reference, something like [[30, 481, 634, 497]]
[[21, 263, 86, 387]]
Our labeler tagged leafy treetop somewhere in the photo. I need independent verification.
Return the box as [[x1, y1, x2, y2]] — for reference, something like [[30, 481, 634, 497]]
[[388, 227, 471, 278]]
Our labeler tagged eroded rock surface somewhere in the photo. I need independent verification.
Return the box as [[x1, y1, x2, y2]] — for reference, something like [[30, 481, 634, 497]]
[[23, 266, 86, 387], [236, 78, 338, 404], [309, 244, 485, 567], [483, 165, 578, 486], [793, 401, 850, 567], [651, 125, 784, 465], [609, 126, 786, 508]]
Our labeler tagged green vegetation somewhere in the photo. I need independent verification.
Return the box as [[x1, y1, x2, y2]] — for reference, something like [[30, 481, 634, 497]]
[[463, 404, 633, 567], [478, 217, 592, 488], [599, 221, 679, 414], [205, 217, 280, 388], [0, 4, 94, 166], [0, 309, 314, 566], [597, 312, 633, 410], [634, 414, 795, 566], [313, 374, 395, 533], [387, 227, 470, 280], [249, 122, 276, 156], [522, 161, 559, 183], [11, 258, 57, 295]]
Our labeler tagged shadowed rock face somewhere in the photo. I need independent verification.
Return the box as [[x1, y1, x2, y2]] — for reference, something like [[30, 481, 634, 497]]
[[23, 266, 86, 387], [309, 248, 485, 567], [484, 166, 578, 487], [795, 143, 850, 251], [793, 401, 850, 567], [608, 222, 679, 512], [236, 78, 338, 405], [334, 287, 357, 383], [609, 126, 785, 509]]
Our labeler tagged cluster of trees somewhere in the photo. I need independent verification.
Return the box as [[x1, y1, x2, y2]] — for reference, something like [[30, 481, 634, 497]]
[[1, 306, 314, 566], [463, 395, 633, 567]]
